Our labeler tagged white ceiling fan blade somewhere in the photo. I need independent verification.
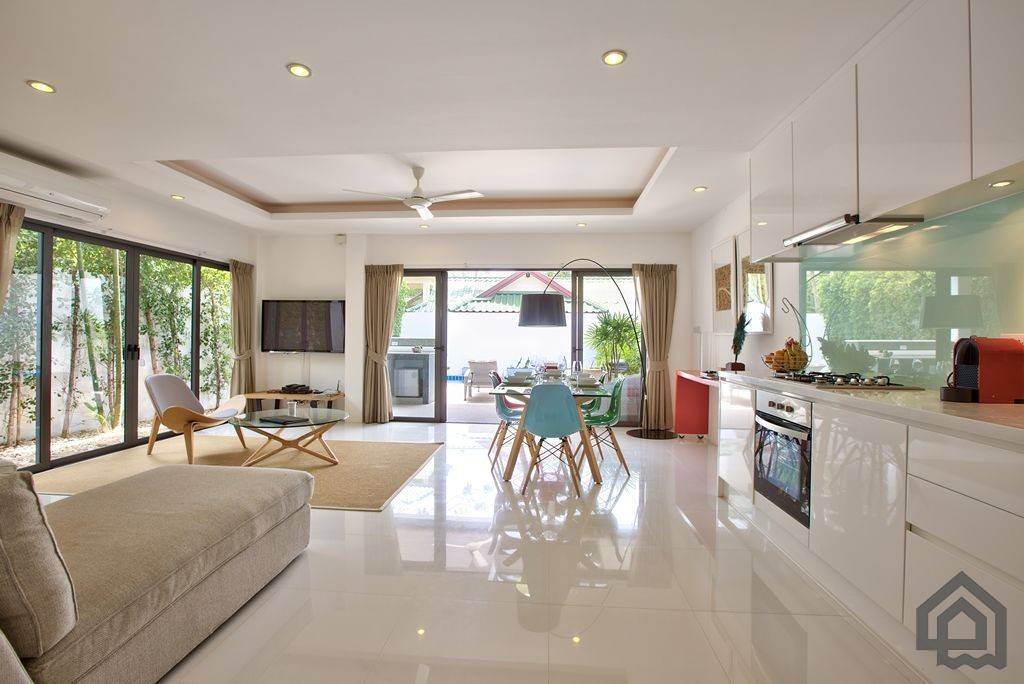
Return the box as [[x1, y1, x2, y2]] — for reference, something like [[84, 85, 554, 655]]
[[340, 188, 407, 201], [428, 190, 484, 203], [414, 205, 434, 220]]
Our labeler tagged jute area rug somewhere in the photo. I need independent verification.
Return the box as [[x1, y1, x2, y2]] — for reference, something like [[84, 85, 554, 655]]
[[33, 435, 442, 511]]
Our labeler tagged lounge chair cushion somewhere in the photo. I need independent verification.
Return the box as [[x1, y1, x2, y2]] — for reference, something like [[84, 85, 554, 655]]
[[24, 465, 313, 682], [0, 472, 78, 658]]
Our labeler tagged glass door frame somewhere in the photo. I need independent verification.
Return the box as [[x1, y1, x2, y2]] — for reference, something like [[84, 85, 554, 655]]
[[393, 269, 447, 423], [22, 217, 229, 472]]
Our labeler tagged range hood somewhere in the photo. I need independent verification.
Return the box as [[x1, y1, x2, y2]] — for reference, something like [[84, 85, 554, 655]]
[[759, 159, 1024, 262], [782, 213, 924, 247]]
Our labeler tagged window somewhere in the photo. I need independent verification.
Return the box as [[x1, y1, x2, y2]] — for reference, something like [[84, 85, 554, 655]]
[[199, 265, 233, 409]]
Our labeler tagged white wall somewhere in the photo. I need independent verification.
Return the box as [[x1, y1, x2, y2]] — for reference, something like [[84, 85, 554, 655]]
[[689, 192, 801, 370]]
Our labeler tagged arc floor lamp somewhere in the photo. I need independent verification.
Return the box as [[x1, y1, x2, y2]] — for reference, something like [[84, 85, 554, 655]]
[[518, 258, 676, 440]]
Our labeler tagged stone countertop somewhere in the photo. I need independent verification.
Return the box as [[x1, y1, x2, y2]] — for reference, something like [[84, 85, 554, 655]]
[[719, 371, 1024, 447]]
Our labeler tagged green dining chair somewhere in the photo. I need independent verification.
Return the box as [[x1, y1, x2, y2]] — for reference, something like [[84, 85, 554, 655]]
[[576, 377, 629, 476]]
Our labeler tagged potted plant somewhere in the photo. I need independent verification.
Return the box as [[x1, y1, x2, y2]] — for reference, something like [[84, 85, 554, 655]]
[[724, 312, 749, 371]]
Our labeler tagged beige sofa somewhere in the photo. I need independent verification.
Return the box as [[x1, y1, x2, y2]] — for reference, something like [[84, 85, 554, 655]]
[[1, 464, 313, 683]]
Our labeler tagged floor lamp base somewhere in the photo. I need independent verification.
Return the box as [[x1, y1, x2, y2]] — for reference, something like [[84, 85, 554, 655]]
[[625, 428, 677, 440]]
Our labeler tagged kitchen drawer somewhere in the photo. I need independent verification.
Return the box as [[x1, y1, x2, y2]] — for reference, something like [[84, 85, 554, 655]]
[[904, 531, 1022, 683], [908, 427, 1024, 517], [908, 475, 1024, 584]]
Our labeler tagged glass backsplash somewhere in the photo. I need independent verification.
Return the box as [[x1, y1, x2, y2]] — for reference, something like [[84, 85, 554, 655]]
[[800, 191, 1024, 388]]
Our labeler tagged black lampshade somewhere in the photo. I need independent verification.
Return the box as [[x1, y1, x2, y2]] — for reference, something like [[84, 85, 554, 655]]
[[518, 292, 567, 327]]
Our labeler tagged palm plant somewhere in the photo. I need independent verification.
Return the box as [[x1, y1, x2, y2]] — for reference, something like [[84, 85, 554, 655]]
[[585, 313, 640, 373]]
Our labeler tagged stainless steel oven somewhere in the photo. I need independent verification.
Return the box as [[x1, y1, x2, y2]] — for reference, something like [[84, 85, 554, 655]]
[[753, 391, 812, 528]]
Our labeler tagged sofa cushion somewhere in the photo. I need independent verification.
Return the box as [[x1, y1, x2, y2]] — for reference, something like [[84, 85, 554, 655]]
[[24, 465, 313, 682], [0, 472, 77, 658]]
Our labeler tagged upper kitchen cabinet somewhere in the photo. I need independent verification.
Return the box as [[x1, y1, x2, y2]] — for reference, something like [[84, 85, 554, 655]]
[[793, 66, 858, 235], [857, 0, 971, 220], [971, 0, 1024, 178], [750, 122, 793, 262]]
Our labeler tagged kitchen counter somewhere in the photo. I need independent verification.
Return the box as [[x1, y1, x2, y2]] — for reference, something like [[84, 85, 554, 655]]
[[719, 371, 1024, 447]]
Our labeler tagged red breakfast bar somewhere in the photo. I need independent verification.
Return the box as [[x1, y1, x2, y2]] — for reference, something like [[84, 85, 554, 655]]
[[674, 370, 720, 438]]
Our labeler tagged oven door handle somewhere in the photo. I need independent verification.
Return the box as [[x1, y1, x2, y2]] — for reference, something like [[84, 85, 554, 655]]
[[755, 415, 810, 441]]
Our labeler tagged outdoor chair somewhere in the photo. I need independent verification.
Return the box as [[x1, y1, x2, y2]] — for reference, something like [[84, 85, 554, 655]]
[[464, 360, 499, 400], [144, 374, 246, 463]]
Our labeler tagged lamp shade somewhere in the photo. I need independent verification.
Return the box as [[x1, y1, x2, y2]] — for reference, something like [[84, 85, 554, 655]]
[[518, 292, 567, 327], [920, 294, 983, 329]]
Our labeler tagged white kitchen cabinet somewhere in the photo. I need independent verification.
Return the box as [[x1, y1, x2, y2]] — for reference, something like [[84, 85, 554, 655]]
[[750, 123, 793, 262], [971, 0, 1024, 178], [793, 66, 857, 234], [810, 404, 908, 620], [857, 0, 971, 220], [904, 531, 1023, 683], [718, 381, 755, 510]]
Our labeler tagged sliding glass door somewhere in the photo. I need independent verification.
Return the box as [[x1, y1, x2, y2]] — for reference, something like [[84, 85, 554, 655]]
[[389, 271, 447, 422], [0, 218, 231, 471]]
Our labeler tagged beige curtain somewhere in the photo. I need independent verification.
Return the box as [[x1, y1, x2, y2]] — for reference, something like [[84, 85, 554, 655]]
[[363, 264, 403, 423], [0, 203, 26, 315], [229, 260, 256, 407], [632, 263, 677, 431]]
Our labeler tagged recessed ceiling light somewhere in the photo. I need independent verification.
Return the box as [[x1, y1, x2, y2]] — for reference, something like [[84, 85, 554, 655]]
[[26, 80, 56, 93], [416, 628, 426, 637], [576, 222, 587, 228], [756, 221, 768, 226], [602, 49, 627, 66], [286, 63, 312, 78], [170, 194, 186, 201], [989, 179, 1014, 188], [419, 224, 429, 229], [692, 186, 709, 193], [571, 635, 582, 644]]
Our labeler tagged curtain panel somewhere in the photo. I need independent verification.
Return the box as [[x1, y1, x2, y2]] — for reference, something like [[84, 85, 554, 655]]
[[363, 264, 403, 423], [228, 259, 256, 409], [0, 203, 26, 315], [632, 263, 677, 431]]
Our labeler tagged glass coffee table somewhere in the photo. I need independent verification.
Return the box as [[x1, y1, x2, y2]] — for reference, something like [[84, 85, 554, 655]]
[[230, 408, 349, 467]]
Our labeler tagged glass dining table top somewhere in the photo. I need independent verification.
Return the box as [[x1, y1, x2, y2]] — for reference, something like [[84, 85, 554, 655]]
[[230, 407, 350, 429], [490, 380, 610, 398]]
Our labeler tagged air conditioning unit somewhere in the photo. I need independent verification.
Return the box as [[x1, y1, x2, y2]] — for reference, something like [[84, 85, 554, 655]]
[[0, 151, 110, 223]]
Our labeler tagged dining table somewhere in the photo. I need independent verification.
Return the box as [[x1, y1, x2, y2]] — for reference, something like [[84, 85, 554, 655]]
[[491, 379, 611, 487]]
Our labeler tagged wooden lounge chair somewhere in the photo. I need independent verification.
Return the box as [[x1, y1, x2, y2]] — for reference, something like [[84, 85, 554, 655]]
[[144, 374, 246, 463]]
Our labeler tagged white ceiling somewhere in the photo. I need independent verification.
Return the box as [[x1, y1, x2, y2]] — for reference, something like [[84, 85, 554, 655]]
[[0, 0, 910, 234]]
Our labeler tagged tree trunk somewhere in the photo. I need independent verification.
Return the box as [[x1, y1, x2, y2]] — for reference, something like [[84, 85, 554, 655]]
[[143, 308, 163, 374], [61, 266, 83, 439], [78, 244, 108, 429], [208, 283, 223, 407], [107, 252, 123, 427], [6, 352, 20, 447]]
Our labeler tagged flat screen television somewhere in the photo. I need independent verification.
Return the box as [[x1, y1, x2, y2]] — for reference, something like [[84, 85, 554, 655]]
[[261, 300, 345, 353]]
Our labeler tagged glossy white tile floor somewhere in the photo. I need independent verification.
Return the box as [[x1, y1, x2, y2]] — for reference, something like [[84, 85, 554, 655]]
[[157, 421, 916, 683]]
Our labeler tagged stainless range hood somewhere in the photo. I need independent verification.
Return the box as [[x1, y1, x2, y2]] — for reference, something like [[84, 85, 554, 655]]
[[783, 213, 924, 247]]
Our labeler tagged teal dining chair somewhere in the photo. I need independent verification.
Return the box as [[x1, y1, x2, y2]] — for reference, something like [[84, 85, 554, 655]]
[[576, 377, 629, 475], [519, 382, 584, 496], [487, 371, 522, 469]]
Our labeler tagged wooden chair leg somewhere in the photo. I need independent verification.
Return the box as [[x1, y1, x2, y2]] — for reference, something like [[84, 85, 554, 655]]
[[521, 435, 540, 495], [146, 417, 161, 455], [233, 423, 247, 449], [487, 421, 502, 457], [591, 426, 606, 460], [607, 427, 630, 476], [491, 421, 509, 467], [183, 423, 195, 464], [562, 438, 582, 496]]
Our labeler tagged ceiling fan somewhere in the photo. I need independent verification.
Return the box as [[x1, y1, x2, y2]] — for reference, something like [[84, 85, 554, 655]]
[[341, 166, 483, 220]]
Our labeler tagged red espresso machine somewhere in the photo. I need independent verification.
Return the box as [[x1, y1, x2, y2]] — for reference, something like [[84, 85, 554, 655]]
[[941, 336, 1024, 403]]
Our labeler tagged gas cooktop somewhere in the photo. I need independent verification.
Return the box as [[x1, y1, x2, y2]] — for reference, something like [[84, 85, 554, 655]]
[[773, 371, 924, 390]]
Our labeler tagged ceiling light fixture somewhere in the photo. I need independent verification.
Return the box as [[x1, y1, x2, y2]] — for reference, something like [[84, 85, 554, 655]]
[[416, 628, 426, 637], [576, 222, 587, 228], [170, 194, 186, 201], [989, 179, 1014, 188], [26, 80, 56, 93], [286, 63, 312, 78], [572, 636, 582, 644], [756, 221, 768, 226], [418, 224, 429, 229], [602, 49, 627, 66], [692, 186, 709, 193]]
